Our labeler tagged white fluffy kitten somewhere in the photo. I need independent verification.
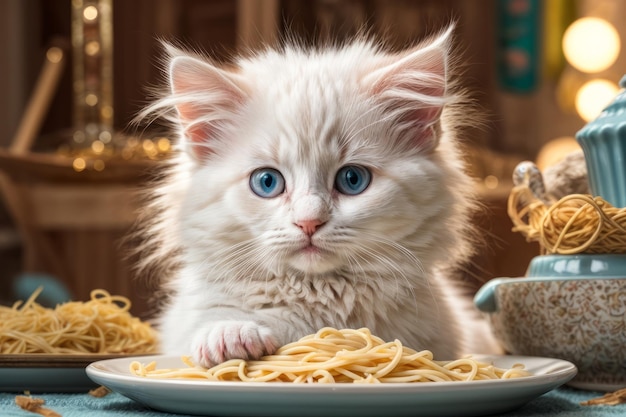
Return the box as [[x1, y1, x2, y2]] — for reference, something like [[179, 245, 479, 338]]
[[140, 27, 498, 367]]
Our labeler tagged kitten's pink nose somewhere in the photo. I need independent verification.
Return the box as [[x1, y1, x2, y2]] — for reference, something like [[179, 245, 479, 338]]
[[295, 219, 325, 236]]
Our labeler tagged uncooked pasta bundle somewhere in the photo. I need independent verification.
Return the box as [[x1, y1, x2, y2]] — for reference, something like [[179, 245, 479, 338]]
[[130, 327, 530, 383], [0, 287, 158, 354], [508, 184, 626, 254]]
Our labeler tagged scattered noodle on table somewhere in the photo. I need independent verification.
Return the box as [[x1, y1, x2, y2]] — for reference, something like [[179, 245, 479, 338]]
[[0, 287, 158, 354], [88, 386, 112, 398], [15, 396, 61, 417], [130, 327, 530, 383], [580, 388, 626, 406]]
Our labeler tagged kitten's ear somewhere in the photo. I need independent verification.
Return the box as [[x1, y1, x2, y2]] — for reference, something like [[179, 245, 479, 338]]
[[168, 52, 248, 160], [362, 26, 453, 152]]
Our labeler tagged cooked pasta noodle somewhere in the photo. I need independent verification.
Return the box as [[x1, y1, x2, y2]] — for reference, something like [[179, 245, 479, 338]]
[[0, 287, 158, 354], [130, 327, 530, 383]]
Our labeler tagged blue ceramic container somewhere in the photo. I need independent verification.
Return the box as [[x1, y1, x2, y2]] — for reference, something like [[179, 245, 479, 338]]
[[576, 75, 626, 207], [475, 254, 626, 391]]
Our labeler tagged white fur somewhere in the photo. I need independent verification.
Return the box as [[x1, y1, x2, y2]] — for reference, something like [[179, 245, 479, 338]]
[[140, 27, 499, 367]]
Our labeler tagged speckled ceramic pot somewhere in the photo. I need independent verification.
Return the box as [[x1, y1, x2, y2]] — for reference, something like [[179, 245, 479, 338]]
[[576, 75, 626, 208], [475, 257, 626, 391]]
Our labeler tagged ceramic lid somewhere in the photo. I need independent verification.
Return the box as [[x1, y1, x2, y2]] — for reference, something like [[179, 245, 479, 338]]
[[575, 76, 626, 207]]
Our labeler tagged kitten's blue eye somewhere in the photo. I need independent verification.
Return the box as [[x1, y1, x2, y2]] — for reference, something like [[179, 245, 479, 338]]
[[335, 165, 371, 195], [250, 168, 285, 198]]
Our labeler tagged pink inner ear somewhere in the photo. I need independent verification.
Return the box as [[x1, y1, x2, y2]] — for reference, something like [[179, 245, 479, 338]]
[[379, 75, 446, 152], [401, 109, 443, 153], [169, 56, 247, 160], [180, 107, 216, 159], [368, 52, 447, 152]]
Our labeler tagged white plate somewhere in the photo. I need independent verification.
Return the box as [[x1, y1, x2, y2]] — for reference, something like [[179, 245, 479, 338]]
[[86, 355, 577, 417]]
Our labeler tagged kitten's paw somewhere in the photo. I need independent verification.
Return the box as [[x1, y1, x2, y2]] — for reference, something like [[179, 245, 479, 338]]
[[191, 321, 279, 368]]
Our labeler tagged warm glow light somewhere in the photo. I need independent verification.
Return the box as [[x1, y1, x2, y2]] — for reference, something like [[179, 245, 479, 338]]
[[93, 159, 106, 171], [83, 5, 98, 21], [575, 79, 619, 122], [157, 138, 171, 152], [563, 17, 620, 73], [142, 139, 155, 152], [483, 175, 499, 190], [98, 131, 112, 143], [85, 93, 99, 106], [46, 47, 63, 64], [73, 158, 86, 172], [85, 41, 100, 56], [536, 137, 581, 170], [100, 105, 113, 119], [91, 140, 105, 154]]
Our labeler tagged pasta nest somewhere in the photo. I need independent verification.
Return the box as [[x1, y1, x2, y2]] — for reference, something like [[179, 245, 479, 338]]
[[508, 184, 626, 255]]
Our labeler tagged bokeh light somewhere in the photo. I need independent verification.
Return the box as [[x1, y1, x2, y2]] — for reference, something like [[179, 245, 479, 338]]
[[563, 17, 620, 73], [575, 79, 619, 122]]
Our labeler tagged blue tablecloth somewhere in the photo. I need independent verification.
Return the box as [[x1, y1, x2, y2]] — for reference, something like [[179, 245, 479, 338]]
[[1, 387, 625, 417]]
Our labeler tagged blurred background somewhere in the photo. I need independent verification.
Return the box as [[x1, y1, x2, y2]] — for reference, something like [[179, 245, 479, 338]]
[[0, 0, 623, 317]]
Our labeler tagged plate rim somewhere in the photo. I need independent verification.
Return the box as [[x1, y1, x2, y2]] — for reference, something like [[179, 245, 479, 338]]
[[86, 353, 578, 392]]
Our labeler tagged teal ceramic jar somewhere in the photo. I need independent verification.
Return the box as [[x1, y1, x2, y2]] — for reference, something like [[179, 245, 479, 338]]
[[474, 254, 626, 391], [474, 273, 626, 391], [576, 75, 626, 207]]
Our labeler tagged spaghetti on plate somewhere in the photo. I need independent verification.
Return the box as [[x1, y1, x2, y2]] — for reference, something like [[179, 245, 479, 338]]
[[130, 327, 529, 383]]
